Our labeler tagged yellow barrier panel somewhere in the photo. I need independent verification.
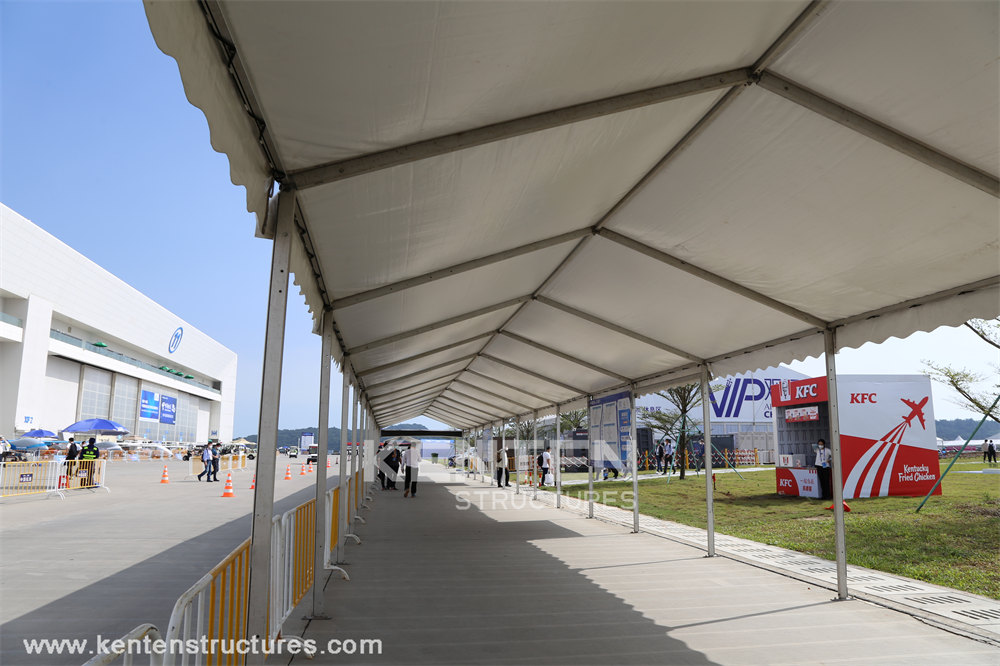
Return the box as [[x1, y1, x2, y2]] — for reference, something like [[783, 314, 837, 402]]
[[0, 460, 106, 497], [291, 499, 315, 609], [206, 537, 251, 666], [0, 462, 60, 497]]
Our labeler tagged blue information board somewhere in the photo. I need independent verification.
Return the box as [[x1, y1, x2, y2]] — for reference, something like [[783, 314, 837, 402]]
[[159, 395, 177, 424], [139, 390, 160, 421]]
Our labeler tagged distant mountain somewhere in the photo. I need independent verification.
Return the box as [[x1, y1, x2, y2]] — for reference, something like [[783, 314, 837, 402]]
[[239, 422, 427, 449], [935, 418, 1000, 441]]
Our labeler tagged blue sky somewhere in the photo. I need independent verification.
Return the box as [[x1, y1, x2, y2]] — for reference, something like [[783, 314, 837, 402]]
[[2, 1, 995, 436]]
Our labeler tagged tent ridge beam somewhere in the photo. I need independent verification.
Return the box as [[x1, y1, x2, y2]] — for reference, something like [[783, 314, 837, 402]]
[[332, 229, 591, 310], [751, 0, 832, 75], [597, 229, 828, 329], [354, 331, 496, 378], [479, 353, 587, 395], [364, 355, 476, 392], [757, 72, 999, 198], [442, 387, 514, 416], [345, 295, 531, 354], [498, 330, 632, 383], [534, 296, 703, 363], [436, 395, 505, 421], [452, 379, 534, 412], [287, 68, 750, 189], [368, 375, 456, 402], [425, 408, 473, 428], [462, 368, 551, 404]]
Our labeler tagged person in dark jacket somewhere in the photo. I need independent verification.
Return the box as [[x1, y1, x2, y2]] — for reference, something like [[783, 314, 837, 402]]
[[79, 438, 100, 486], [66, 437, 79, 461], [210, 443, 221, 482], [385, 449, 400, 490]]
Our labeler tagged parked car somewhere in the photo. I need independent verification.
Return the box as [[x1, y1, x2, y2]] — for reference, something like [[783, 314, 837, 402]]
[[288, 447, 298, 458]]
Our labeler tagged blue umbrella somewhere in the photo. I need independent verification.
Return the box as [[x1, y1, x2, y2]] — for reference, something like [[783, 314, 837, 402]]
[[63, 418, 130, 435], [8, 437, 46, 450], [23, 429, 56, 438]]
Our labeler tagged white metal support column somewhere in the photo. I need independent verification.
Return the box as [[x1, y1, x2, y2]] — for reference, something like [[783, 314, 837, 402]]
[[701, 366, 716, 556], [630, 388, 639, 533], [587, 396, 594, 519], [555, 404, 562, 508], [825, 329, 849, 599], [499, 419, 505, 488], [514, 416, 520, 494], [246, 189, 295, 659], [533, 412, 539, 500], [351, 392, 365, 524], [336, 366, 350, 563], [310, 312, 334, 617]]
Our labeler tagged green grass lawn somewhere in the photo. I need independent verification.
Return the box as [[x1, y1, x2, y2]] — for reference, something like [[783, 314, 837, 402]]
[[560, 459, 1000, 599]]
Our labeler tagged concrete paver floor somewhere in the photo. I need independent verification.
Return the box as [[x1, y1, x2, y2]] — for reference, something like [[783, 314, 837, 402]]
[[287, 467, 1000, 665]]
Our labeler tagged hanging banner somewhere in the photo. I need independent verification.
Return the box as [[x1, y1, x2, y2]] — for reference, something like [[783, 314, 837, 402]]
[[589, 390, 631, 469], [159, 395, 177, 424], [139, 390, 160, 421]]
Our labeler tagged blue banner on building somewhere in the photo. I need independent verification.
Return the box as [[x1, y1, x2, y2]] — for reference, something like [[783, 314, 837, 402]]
[[159, 395, 177, 424], [139, 390, 160, 421]]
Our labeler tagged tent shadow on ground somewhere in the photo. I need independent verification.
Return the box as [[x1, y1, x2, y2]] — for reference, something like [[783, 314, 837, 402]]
[[290, 478, 722, 665], [0, 484, 322, 666]]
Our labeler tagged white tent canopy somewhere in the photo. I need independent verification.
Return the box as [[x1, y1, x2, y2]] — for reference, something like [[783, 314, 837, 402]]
[[145, 0, 998, 430]]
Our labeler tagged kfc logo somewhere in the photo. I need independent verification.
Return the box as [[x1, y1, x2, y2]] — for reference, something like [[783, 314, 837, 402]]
[[850, 393, 877, 404], [795, 384, 818, 399]]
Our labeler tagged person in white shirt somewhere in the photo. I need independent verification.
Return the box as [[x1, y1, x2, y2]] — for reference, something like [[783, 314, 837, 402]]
[[539, 446, 552, 487], [663, 439, 675, 474], [496, 446, 510, 488], [815, 438, 832, 500], [403, 443, 421, 497]]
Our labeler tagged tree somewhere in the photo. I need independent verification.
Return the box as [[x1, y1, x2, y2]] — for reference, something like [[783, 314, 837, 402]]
[[923, 318, 1000, 424], [559, 409, 588, 433], [637, 383, 706, 479]]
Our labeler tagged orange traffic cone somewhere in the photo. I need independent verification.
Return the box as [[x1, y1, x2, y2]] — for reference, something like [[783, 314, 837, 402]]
[[825, 501, 851, 512], [284, 465, 292, 480], [299, 464, 307, 476], [249, 474, 256, 490], [327, 458, 332, 469], [159, 465, 170, 484], [221, 473, 236, 498]]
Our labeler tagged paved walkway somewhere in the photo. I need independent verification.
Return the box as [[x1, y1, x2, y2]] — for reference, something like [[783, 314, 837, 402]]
[[0, 457, 338, 666], [285, 466, 1000, 665]]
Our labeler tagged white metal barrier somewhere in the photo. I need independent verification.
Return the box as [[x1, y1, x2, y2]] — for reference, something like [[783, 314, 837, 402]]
[[81, 624, 164, 666], [106, 465, 366, 665]]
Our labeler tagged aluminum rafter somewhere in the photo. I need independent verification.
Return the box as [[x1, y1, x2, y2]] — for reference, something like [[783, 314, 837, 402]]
[[287, 69, 750, 189]]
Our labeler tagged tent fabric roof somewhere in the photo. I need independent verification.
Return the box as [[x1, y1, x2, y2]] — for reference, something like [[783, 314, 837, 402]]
[[144, 0, 999, 430]]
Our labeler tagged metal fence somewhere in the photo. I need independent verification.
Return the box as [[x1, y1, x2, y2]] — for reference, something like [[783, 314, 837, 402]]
[[0, 459, 108, 498]]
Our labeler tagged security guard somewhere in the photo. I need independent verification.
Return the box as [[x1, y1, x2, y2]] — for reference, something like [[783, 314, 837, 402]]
[[79, 437, 100, 486]]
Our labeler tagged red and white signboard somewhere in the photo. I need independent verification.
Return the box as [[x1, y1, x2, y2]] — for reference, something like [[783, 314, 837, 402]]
[[785, 406, 819, 422], [776, 467, 820, 498], [772, 375, 940, 499]]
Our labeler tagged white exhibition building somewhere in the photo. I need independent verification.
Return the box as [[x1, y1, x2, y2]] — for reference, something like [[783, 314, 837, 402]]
[[0, 204, 237, 444]]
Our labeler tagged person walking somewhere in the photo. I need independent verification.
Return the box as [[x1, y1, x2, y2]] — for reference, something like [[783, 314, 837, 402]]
[[376, 444, 388, 490], [210, 442, 221, 482], [197, 444, 213, 481], [386, 449, 400, 490], [539, 446, 551, 487], [403, 443, 421, 497], [496, 445, 510, 487], [815, 438, 832, 500], [654, 439, 665, 473], [988, 439, 997, 465], [664, 438, 674, 473], [66, 437, 79, 461]]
